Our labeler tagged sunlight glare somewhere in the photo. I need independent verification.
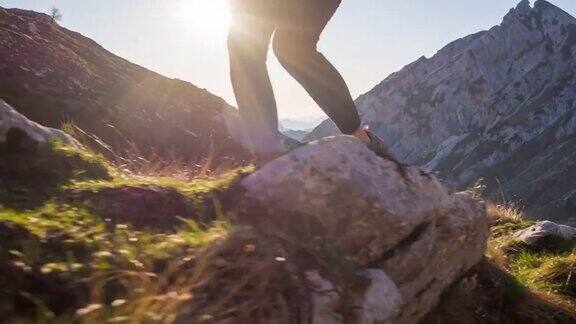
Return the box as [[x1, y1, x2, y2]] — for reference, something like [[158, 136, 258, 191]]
[[175, 0, 231, 40]]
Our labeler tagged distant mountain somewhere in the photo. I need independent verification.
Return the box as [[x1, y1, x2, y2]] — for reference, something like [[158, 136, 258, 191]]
[[280, 116, 325, 132], [280, 128, 309, 141], [278, 116, 325, 141], [309, 0, 576, 221], [0, 7, 249, 163]]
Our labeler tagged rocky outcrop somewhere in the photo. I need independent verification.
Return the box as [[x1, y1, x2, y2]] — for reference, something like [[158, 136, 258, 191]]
[[233, 136, 489, 323], [0, 7, 249, 164], [515, 221, 576, 246], [0, 99, 78, 150], [1, 100, 109, 209], [308, 0, 576, 221]]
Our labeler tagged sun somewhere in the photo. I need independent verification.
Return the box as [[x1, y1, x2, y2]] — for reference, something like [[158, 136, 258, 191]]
[[175, 0, 231, 39]]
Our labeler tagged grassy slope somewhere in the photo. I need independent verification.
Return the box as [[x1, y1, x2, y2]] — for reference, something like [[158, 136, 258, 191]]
[[488, 204, 575, 302], [1, 142, 575, 323], [0, 142, 249, 322]]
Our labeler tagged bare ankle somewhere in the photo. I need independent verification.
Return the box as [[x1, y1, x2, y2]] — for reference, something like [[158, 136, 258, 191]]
[[352, 126, 371, 144]]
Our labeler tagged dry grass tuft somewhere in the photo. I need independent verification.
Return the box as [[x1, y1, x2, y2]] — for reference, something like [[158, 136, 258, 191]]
[[61, 120, 241, 180], [175, 227, 307, 323], [487, 202, 524, 223], [486, 244, 509, 268], [78, 227, 308, 324]]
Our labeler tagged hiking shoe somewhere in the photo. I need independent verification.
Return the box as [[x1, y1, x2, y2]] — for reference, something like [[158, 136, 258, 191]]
[[365, 130, 406, 170]]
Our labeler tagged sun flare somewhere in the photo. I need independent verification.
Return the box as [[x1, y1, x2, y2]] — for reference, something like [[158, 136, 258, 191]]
[[175, 0, 231, 39]]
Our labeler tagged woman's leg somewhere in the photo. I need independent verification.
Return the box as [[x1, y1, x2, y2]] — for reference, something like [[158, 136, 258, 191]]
[[228, 1, 282, 154], [272, 0, 362, 136]]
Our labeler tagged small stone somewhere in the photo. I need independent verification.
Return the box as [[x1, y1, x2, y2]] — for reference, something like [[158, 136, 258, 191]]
[[111, 299, 126, 307], [76, 304, 102, 317], [130, 260, 144, 268], [515, 221, 576, 246], [243, 244, 256, 253], [198, 314, 214, 322], [108, 316, 129, 323], [93, 251, 113, 258]]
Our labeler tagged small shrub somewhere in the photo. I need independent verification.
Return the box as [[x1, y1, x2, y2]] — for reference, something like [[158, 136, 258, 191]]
[[49, 6, 62, 21]]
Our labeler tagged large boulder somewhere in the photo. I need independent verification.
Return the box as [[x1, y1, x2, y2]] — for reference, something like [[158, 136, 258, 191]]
[[0, 99, 79, 151], [233, 136, 489, 323]]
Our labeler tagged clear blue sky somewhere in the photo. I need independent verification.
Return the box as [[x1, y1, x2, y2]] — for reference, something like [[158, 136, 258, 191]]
[[1, 0, 575, 119]]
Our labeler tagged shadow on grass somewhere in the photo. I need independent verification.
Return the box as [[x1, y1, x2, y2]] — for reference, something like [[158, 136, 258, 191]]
[[425, 258, 576, 324]]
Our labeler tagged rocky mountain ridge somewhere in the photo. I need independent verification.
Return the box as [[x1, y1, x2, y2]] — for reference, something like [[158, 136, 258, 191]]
[[0, 7, 249, 164], [310, 0, 576, 221]]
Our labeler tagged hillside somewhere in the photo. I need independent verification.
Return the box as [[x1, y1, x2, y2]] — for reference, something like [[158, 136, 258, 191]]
[[309, 0, 576, 221], [0, 7, 249, 164]]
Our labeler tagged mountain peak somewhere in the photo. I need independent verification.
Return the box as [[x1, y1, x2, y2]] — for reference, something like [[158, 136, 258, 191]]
[[504, 0, 533, 22], [516, 0, 532, 12], [501, 0, 575, 28]]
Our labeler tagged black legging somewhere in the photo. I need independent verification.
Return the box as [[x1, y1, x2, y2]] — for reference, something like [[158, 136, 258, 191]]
[[228, 0, 361, 152]]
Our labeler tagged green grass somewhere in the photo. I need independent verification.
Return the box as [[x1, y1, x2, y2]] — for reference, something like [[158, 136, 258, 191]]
[[66, 165, 252, 202], [427, 203, 576, 323], [487, 203, 576, 304], [0, 142, 248, 321], [509, 250, 576, 298], [48, 141, 111, 180], [0, 201, 230, 321], [537, 254, 576, 297]]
